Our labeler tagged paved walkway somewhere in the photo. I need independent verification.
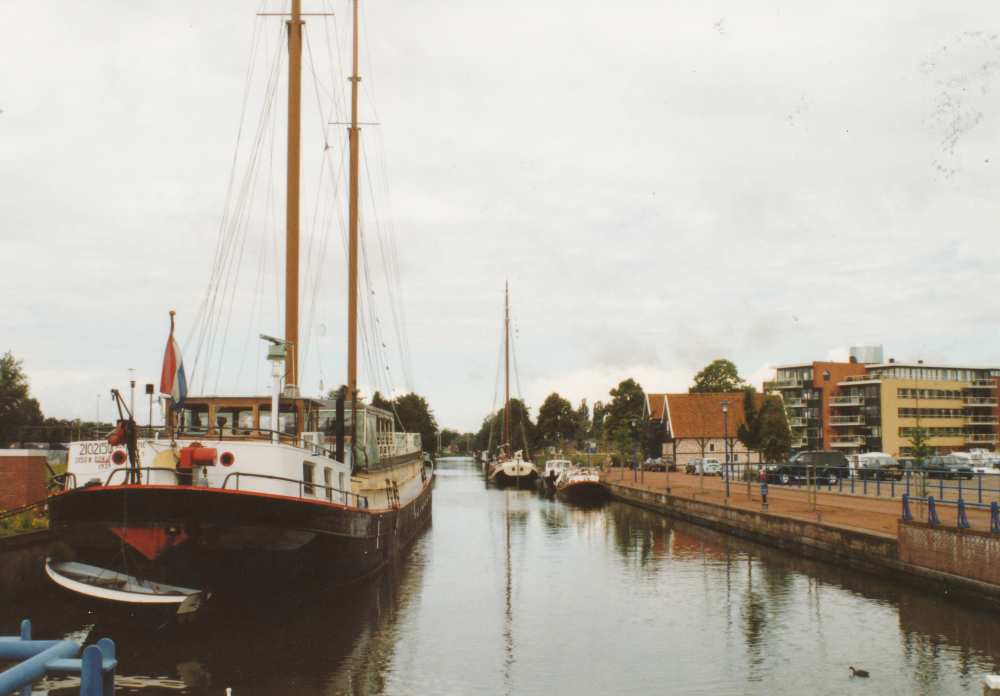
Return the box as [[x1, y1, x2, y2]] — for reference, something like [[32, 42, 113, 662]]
[[602, 469, 997, 538]]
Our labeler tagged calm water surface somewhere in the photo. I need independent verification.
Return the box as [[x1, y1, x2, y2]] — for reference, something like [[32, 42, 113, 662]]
[[4, 457, 1000, 695]]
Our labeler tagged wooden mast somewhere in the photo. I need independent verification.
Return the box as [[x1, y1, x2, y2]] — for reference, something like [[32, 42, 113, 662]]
[[348, 0, 360, 467], [285, 0, 302, 395], [504, 282, 510, 458]]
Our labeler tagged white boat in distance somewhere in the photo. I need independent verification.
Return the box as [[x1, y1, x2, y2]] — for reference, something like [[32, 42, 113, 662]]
[[486, 285, 539, 488]]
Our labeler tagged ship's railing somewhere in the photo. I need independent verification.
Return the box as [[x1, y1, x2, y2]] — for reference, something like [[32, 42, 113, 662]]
[[220, 471, 369, 508], [174, 426, 346, 460], [103, 467, 182, 486]]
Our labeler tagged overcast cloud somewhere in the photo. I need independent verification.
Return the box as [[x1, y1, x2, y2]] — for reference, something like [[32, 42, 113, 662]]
[[2, 1, 999, 433]]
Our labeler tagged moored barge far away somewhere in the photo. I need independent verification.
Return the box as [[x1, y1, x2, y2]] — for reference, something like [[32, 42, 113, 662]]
[[46, 0, 432, 607]]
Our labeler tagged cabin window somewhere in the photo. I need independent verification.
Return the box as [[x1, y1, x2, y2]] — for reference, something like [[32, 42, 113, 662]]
[[303, 461, 316, 496], [324, 467, 333, 501], [180, 405, 210, 434], [213, 407, 254, 435], [259, 404, 299, 435], [339, 472, 346, 504]]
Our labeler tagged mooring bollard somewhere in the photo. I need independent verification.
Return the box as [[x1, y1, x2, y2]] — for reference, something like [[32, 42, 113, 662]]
[[901, 494, 913, 521], [928, 496, 941, 525], [958, 498, 970, 529]]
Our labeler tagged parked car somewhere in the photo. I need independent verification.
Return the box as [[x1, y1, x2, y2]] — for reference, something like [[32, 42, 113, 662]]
[[766, 450, 849, 486], [856, 453, 903, 481], [686, 458, 722, 476], [917, 455, 975, 480], [642, 457, 666, 472]]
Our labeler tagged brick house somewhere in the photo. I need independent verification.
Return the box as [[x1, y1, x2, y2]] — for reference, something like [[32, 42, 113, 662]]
[[644, 392, 771, 469]]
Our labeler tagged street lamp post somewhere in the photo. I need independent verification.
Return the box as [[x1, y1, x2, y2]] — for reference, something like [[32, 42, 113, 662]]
[[630, 418, 638, 484], [720, 401, 731, 498]]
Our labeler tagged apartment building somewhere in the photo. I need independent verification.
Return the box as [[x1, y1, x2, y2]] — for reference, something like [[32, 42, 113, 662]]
[[772, 346, 1000, 457]]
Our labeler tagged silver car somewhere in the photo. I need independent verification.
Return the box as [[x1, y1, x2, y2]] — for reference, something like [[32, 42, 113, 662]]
[[686, 458, 722, 476]]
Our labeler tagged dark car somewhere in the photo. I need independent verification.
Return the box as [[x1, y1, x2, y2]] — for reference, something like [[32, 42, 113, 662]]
[[917, 455, 975, 480], [857, 455, 903, 481], [767, 450, 849, 486]]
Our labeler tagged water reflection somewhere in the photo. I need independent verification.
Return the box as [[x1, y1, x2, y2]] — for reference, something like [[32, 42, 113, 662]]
[[3, 457, 1000, 695]]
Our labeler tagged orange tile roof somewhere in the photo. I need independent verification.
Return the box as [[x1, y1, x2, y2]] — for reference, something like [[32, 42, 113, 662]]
[[664, 392, 770, 439], [646, 393, 666, 421]]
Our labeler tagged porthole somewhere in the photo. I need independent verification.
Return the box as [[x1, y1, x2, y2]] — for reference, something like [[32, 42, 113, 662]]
[[111, 450, 127, 466], [220, 452, 235, 466]]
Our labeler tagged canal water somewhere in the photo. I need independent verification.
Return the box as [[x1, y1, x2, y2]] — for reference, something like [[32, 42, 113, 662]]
[[4, 456, 1000, 695]]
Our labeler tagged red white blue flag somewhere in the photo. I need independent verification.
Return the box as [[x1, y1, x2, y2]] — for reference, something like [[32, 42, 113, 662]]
[[159, 311, 187, 412]]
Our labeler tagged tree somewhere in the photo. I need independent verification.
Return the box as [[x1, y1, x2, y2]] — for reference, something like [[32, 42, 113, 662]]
[[371, 391, 393, 412], [689, 359, 745, 394], [536, 393, 578, 451], [591, 400, 606, 441], [474, 398, 536, 458], [737, 388, 765, 464], [908, 424, 935, 464], [0, 352, 44, 447], [574, 399, 590, 442], [605, 379, 648, 462], [760, 397, 792, 463], [390, 393, 438, 456]]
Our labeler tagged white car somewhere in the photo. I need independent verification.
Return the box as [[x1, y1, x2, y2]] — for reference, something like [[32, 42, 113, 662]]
[[686, 458, 722, 475]]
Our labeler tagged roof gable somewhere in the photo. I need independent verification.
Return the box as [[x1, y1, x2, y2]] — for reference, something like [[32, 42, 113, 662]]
[[664, 392, 769, 439]]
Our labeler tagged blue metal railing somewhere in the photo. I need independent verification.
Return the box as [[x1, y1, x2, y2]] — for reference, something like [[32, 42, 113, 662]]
[[901, 494, 1000, 533], [0, 620, 117, 696], [715, 462, 1000, 505]]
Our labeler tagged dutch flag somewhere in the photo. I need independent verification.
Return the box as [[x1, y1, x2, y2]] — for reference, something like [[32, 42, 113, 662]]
[[159, 311, 187, 412]]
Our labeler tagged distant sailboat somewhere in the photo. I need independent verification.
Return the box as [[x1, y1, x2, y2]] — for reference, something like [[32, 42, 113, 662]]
[[487, 285, 539, 488]]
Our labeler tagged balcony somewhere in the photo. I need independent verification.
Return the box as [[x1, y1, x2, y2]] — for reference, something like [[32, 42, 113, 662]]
[[772, 378, 804, 389], [963, 397, 998, 407], [791, 438, 808, 448], [964, 416, 999, 425], [829, 415, 864, 426], [840, 374, 879, 384], [790, 418, 809, 427], [830, 436, 865, 447], [965, 433, 999, 444], [829, 396, 864, 406], [965, 379, 997, 389], [784, 398, 807, 408]]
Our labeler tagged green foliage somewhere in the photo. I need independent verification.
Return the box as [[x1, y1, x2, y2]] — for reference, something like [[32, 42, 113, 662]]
[[474, 398, 536, 457], [387, 392, 438, 456], [591, 400, 606, 441], [0, 512, 48, 537], [908, 423, 934, 465], [760, 396, 792, 463], [371, 391, 393, 412], [0, 352, 44, 447], [605, 379, 648, 461], [736, 388, 764, 462], [689, 359, 745, 394], [536, 393, 579, 449]]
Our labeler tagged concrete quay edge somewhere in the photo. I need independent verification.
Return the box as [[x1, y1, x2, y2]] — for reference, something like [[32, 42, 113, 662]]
[[605, 481, 1000, 608]]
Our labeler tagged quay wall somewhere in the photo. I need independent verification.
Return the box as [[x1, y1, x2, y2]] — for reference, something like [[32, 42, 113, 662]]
[[0, 530, 71, 599], [899, 520, 1000, 586], [606, 482, 1000, 607]]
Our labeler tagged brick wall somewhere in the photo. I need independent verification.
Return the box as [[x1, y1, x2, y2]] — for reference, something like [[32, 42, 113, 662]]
[[0, 452, 47, 512], [898, 519, 1000, 586]]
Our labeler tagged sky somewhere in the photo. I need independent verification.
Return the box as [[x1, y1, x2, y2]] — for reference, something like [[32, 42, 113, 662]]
[[2, 1, 1000, 434]]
